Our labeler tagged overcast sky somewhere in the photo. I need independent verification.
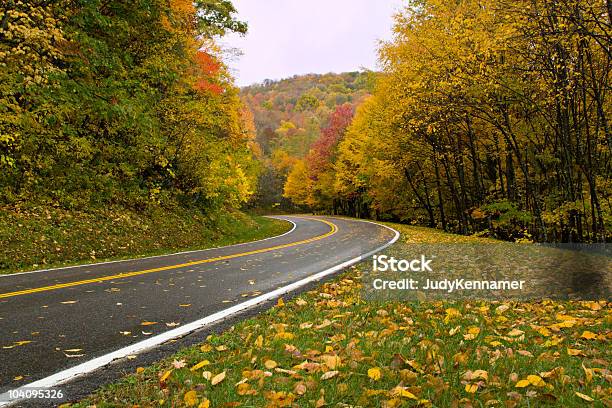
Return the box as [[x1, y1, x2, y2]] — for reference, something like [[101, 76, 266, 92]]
[[221, 0, 405, 87]]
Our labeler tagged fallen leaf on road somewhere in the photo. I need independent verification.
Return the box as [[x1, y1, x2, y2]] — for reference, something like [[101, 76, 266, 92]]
[[64, 353, 85, 358], [140, 321, 157, 326], [60, 301, 78, 304]]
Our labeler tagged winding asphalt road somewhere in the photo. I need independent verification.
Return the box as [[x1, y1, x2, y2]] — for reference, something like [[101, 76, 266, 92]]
[[0, 216, 397, 401]]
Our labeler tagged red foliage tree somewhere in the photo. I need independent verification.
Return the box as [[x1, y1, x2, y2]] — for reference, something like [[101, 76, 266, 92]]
[[193, 51, 223, 94], [308, 104, 354, 175]]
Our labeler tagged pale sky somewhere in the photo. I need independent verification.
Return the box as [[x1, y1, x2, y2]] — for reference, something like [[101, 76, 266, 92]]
[[221, 0, 405, 87]]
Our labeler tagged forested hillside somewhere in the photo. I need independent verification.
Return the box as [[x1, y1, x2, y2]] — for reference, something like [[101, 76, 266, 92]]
[[1, 0, 254, 209], [0, 0, 284, 271], [240, 72, 372, 209], [283, 0, 611, 243]]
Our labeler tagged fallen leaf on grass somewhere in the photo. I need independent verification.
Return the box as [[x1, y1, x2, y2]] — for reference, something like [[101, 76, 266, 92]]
[[184, 390, 197, 406], [465, 383, 478, 393], [575, 392, 594, 402], [211, 371, 226, 385], [160, 370, 172, 382], [172, 359, 186, 369], [321, 354, 341, 369], [368, 367, 382, 381], [580, 331, 597, 340], [321, 370, 339, 380], [190, 360, 210, 371], [264, 359, 278, 369]]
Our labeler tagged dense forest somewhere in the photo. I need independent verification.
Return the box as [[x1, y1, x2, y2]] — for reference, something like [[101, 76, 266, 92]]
[[282, 0, 611, 243], [1, 0, 255, 211], [240, 72, 372, 209]]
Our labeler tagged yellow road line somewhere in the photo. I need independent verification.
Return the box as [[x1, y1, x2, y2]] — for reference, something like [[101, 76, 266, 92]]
[[0, 218, 338, 300]]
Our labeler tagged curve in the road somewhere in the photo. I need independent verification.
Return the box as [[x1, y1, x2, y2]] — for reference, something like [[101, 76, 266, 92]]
[[0, 218, 337, 299], [0, 216, 399, 406]]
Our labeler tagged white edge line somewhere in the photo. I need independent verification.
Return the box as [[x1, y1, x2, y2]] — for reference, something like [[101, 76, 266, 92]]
[[0, 218, 399, 407], [0, 217, 297, 278]]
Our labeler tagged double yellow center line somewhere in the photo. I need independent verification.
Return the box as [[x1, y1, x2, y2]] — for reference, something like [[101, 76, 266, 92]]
[[0, 218, 338, 300]]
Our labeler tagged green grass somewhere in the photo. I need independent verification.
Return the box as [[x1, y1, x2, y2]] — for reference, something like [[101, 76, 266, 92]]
[[0, 205, 291, 274], [68, 221, 611, 407]]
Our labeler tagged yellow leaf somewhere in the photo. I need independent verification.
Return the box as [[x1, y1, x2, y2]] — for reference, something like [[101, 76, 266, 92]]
[[140, 321, 157, 326], [160, 370, 172, 382], [211, 371, 226, 385], [567, 348, 584, 356], [537, 327, 551, 337], [275, 332, 294, 340], [321, 354, 341, 369], [264, 359, 278, 369], [527, 374, 545, 387], [136, 367, 145, 374], [276, 297, 285, 307], [580, 331, 597, 340], [392, 386, 418, 399], [582, 363, 593, 384], [575, 392, 594, 402], [465, 383, 478, 393], [200, 344, 212, 352], [237, 382, 256, 396], [368, 367, 382, 381], [198, 399, 210, 408], [190, 360, 210, 371], [515, 379, 530, 388], [184, 390, 198, 407], [254, 335, 263, 348], [463, 326, 480, 340]]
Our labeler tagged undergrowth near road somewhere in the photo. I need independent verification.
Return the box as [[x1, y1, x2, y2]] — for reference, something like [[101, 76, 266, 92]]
[[70, 221, 610, 408], [0, 206, 290, 274]]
